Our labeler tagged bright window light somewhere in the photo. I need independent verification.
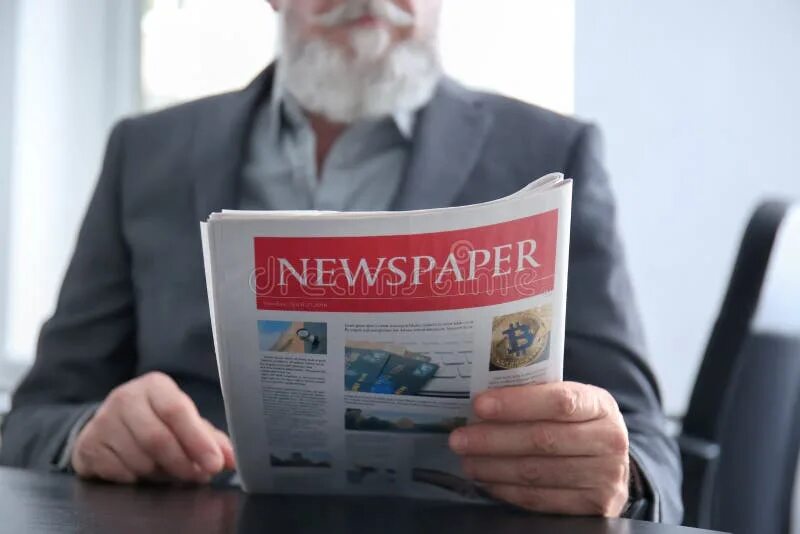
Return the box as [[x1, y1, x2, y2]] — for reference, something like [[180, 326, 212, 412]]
[[141, 0, 575, 113], [440, 0, 575, 115]]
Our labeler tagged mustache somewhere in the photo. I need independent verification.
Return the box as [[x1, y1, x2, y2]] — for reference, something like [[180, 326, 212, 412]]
[[314, 0, 415, 28]]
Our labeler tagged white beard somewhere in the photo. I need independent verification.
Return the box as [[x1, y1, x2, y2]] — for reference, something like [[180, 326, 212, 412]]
[[278, 25, 442, 124]]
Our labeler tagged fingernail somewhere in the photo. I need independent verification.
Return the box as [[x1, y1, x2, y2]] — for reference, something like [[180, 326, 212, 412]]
[[476, 396, 500, 418], [449, 430, 468, 453], [201, 452, 222, 472]]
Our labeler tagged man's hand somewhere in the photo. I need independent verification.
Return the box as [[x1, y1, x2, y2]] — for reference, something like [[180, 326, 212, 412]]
[[449, 382, 630, 517], [72, 372, 236, 484]]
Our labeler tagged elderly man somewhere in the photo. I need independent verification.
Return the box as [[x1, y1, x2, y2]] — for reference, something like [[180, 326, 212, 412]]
[[0, 0, 682, 523]]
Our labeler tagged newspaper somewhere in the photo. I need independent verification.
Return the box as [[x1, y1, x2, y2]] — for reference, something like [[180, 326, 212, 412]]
[[201, 172, 573, 501]]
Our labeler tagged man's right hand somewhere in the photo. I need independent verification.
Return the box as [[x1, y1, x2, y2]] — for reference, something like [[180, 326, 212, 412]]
[[71, 372, 236, 484]]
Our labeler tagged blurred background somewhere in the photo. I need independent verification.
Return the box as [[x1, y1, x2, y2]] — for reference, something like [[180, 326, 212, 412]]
[[0, 0, 799, 421]]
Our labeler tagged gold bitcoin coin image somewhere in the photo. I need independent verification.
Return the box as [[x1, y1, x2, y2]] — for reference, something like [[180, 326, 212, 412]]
[[490, 307, 552, 371]]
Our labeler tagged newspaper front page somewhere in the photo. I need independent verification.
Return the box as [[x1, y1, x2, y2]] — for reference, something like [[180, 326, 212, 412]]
[[202, 173, 572, 501]]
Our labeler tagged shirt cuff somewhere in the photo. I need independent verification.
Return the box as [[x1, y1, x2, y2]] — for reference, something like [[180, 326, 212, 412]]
[[54, 404, 100, 472], [627, 447, 660, 521]]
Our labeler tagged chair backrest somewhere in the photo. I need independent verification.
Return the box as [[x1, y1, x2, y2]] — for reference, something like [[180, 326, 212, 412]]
[[680, 201, 800, 533], [752, 205, 800, 534]]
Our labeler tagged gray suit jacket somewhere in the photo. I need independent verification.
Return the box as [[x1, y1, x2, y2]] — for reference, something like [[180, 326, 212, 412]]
[[0, 67, 682, 522]]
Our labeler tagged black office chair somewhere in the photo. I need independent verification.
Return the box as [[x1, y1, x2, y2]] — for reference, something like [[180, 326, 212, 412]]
[[680, 200, 800, 534]]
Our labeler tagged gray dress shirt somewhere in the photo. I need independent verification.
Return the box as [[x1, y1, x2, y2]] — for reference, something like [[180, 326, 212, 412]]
[[239, 89, 416, 212]]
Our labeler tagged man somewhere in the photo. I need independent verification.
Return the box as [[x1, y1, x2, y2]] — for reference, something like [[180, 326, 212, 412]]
[[0, 0, 682, 522]]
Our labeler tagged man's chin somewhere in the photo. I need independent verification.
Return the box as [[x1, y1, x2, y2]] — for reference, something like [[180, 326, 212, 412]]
[[281, 32, 442, 123]]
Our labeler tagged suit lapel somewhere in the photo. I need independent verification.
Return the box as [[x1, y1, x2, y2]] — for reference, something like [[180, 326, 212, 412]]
[[191, 69, 492, 218], [392, 78, 493, 210], [192, 65, 275, 223]]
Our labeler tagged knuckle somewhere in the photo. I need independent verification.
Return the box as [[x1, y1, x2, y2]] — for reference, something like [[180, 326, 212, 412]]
[[555, 384, 579, 418], [607, 427, 629, 455], [74, 424, 92, 447], [529, 425, 557, 454], [92, 404, 113, 426], [598, 483, 616, 504], [615, 483, 631, 512], [519, 487, 545, 510], [75, 442, 100, 467], [602, 483, 629, 516], [159, 396, 192, 424], [600, 502, 616, 517], [75, 424, 92, 445], [614, 480, 630, 502], [597, 388, 617, 416], [143, 371, 175, 389], [608, 460, 629, 486], [604, 388, 619, 407], [588, 491, 612, 516], [519, 459, 543, 484], [91, 406, 119, 433], [106, 386, 135, 410]]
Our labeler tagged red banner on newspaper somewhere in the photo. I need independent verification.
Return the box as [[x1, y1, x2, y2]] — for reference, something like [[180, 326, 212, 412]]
[[253, 210, 559, 313]]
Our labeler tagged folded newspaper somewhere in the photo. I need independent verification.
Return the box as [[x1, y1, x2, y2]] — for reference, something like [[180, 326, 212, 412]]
[[201, 172, 572, 501]]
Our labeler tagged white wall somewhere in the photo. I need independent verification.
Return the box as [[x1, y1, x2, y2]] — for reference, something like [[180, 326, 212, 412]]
[[575, 0, 800, 414]]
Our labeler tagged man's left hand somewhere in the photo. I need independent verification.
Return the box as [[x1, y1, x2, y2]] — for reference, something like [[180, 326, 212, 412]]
[[449, 382, 630, 517]]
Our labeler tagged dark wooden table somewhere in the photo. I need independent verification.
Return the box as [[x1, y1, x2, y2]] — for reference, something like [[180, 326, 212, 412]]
[[0, 467, 725, 533]]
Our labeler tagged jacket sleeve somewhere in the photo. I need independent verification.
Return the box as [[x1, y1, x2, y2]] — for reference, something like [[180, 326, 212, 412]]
[[563, 124, 683, 523], [0, 120, 138, 469]]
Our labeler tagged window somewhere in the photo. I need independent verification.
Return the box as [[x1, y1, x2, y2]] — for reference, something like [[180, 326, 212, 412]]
[[440, 0, 574, 115], [141, 0, 277, 110], [1, 0, 575, 374], [141, 0, 574, 113], [1, 2, 140, 372]]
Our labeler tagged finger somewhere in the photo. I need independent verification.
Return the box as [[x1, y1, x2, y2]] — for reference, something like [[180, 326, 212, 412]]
[[145, 380, 224, 474], [203, 419, 237, 470], [474, 382, 618, 423], [72, 425, 129, 483], [462, 455, 628, 490], [91, 408, 157, 478], [216, 432, 237, 471], [120, 399, 208, 482], [82, 443, 138, 484], [486, 483, 629, 517], [449, 419, 628, 457]]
